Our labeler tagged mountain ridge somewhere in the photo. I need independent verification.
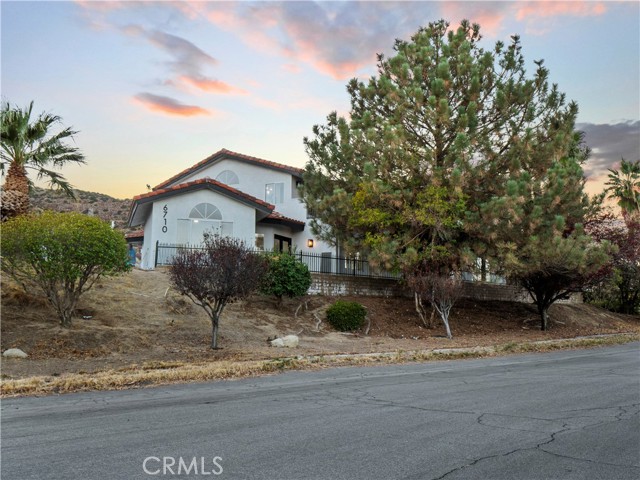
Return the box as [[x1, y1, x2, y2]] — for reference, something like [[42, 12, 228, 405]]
[[29, 186, 134, 231]]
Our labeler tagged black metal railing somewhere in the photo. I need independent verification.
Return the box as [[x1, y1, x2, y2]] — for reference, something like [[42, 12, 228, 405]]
[[154, 242, 401, 279]]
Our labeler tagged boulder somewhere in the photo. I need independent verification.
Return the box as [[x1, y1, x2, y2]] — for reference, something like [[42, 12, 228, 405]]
[[281, 335, 299, 348], [270, 335, 299, 348], [3, 348, 28, 359]]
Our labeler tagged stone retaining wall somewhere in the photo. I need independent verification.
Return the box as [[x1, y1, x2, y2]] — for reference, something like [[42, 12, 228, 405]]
[[310, 273, 582, 304], [309, 273, 407, 297]]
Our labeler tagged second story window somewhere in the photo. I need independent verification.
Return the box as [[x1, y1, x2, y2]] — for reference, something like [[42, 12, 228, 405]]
[[216, 170, 239, 185], [265, 182, 284, 204]]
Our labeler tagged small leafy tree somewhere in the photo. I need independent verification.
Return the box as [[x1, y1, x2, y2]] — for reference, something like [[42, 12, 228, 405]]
[[479, 157, 612, 330], [1, 211, 130, 326], [586, 215, 639, 314], [260, 252, 312, 304], [505, 229, 611, 329], [169, 234, 267, 349]]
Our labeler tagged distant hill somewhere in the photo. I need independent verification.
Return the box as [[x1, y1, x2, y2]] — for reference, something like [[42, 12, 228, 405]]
[[29, 187, 133, 231]]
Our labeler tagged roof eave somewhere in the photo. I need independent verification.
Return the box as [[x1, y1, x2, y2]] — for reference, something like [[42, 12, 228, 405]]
[[259, 217, 306, 233], [131, 181, 274, 216], [153, 149, 304, 190]]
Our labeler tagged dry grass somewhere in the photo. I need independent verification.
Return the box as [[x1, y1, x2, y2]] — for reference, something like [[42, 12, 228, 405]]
[[2, 333, 637, 397], [2, 268, 638, 396]]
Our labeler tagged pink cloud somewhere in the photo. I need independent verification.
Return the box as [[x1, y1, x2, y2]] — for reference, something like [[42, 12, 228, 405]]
[[179, 76, 247, 95], [74, 0, 128, 13], [78, 1, 612, 83], [515, 1, 607, 20], [185, 2, 423, 80], [133, 93, 210, 117]]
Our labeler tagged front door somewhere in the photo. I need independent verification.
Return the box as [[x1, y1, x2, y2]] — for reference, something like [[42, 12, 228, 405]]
[[274, 234, 292, 252]]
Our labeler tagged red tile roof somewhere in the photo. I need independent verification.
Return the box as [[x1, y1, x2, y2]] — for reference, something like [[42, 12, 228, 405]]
[[259, 211, 306, 232], [133, 178, 275, 211], [153, 148, 304, 191], [125, 230, 144, 238], [266, 212, 305, 226]]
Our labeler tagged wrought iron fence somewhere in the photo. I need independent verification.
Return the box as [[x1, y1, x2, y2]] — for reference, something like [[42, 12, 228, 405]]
[[154, 242, 401, 279]]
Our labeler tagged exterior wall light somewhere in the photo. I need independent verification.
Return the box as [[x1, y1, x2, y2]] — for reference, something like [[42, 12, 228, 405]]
[[307, 239, 314, 248]]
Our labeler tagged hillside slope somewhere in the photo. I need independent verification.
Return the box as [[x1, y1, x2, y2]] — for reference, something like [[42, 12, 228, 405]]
[[2, 268, 638, 379], [29, 186, 132, 230]]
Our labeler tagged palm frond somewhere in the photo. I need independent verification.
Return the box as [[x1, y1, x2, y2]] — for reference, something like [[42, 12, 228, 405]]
[[1, 100, 85, 200], [605, 158, 640, 216], [32, 167, 77, 198]]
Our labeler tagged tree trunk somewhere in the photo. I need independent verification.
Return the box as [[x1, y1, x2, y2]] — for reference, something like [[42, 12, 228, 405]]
[[537, 303, 549, 331], [442, 315, 453, 339], [210, 316, 220, 349], [60, 310, 73, 328], [2, 162, 30, 214], [50, 292, 75, 328], [415, 292, 431, 328], [3, 162, 30, 194], [1, 162, 30, 220]]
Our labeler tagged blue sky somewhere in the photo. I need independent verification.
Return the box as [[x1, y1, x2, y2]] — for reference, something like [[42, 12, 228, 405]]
[[2, 1, 639, 199]]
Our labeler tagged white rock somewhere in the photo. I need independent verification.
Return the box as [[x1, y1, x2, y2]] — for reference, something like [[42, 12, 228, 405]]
[[270, 335, 299, 348], [281, 335, 299, 348], [3, 348, 28, 358], [270, 338, 285, 347]]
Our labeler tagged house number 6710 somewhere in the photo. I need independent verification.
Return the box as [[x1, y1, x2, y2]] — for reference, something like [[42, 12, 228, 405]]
[[162, 204, 168, 233]]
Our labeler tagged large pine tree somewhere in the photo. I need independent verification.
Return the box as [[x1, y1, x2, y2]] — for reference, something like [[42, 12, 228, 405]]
[[302, 20, 589, 332]]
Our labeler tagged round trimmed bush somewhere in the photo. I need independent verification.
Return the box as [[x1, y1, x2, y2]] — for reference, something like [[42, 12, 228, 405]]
[[260, 252, 312, 301], [326, 300, 366, 331], [1, 211, 130, 327]]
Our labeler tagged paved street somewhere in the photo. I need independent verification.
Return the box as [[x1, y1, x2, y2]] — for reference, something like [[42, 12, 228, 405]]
[[2, 343, 639, 480]]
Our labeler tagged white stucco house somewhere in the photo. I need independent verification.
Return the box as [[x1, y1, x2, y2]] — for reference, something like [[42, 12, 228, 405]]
[[127, 149, 336, 269]]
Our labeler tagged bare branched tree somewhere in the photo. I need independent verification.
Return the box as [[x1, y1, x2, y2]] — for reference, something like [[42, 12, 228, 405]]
[[408, 271, 463, 339], [430, 274, 464, 339], [169, 234, 267, 349]]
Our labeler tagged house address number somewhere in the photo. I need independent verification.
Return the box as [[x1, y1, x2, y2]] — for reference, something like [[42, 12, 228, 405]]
[[162, 204, 168, 233]]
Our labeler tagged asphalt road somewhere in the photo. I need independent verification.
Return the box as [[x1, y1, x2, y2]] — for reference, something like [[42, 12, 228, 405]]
[[2, 343, 639, 480]]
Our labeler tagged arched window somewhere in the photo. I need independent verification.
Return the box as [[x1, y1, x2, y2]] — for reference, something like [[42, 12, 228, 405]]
[[216, 170, 239, 185], [189, 203, 222, 220]]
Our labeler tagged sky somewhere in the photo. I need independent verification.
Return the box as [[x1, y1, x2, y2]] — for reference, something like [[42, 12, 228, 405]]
[[2, 0, 639, 200]]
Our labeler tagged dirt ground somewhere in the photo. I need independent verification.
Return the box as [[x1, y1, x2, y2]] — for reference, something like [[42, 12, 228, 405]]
[[2, 268, 639, 379]]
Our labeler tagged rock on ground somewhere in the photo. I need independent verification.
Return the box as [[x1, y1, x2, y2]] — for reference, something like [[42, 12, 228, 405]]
[[3, 348, 28, 358], [270, 335, 299, 348]]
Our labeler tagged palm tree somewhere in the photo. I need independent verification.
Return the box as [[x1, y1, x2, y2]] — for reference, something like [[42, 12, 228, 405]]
[[605, 158, 640, 224], [1, 101, 85, 220]]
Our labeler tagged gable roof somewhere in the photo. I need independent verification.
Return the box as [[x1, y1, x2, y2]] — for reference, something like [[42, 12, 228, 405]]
[[153, 148, 304, 191], [128, 178, 274, 227]]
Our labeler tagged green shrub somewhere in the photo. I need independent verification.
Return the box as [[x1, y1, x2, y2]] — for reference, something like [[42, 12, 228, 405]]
[[326, 300, 366, 331], [1, 211, 130, 327], [260, 252, 312, 301]]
